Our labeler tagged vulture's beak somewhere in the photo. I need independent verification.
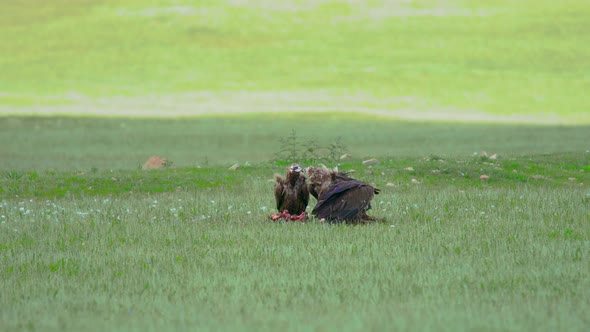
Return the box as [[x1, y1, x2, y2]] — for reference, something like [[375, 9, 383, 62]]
[[290, 164, 302, 173]]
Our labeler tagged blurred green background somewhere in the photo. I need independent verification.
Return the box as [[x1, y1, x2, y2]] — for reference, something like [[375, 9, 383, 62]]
[[1, 0, 589, 122]]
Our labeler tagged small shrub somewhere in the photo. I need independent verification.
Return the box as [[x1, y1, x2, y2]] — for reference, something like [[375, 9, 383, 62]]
[[274, 130, 348, 163]]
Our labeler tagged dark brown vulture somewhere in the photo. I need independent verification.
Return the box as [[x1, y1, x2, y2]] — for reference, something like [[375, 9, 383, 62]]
[[306, 166, 379, 223], [307, 166, 355, 199], [270, 163, 309, 221]]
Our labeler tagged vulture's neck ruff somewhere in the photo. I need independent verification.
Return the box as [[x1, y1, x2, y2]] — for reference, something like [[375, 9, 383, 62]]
[[287, 170, 301, 186]]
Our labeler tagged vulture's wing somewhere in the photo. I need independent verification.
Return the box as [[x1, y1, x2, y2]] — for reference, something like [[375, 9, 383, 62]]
[[313, 180, 375, 222], [274, 176, 285, 212], [316, 180, 366, 202], [308, 171, 351, 200], [335, 172, 379, 195], [334, 172, 354, 182]]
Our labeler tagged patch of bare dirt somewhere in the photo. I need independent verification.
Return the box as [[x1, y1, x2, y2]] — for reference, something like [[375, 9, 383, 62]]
[[142, 156, 172, 170]]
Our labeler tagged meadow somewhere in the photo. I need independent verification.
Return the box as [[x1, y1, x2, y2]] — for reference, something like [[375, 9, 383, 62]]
[[1, 0, 590, 331], [1, 0, 590, 122], [1, 116, 589, 331]]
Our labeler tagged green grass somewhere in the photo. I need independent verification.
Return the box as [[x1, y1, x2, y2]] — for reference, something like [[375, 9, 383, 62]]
[[1, 0, 590, 329], [1, 116, 589, 331], [1, 115, 589, 170], [1, 172, 589, 331], [1, 0, 590, 122]]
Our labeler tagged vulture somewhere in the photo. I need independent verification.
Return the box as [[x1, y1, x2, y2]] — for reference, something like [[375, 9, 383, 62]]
[[306, 166, 380, 223], [270, 163, 309, 221]]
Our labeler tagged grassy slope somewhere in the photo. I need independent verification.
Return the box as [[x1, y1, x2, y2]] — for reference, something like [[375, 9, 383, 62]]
[[1, 0, 590, 122]]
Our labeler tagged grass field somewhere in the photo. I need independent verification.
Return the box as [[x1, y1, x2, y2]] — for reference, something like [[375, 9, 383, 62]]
[[1, 117, 590, 331], [1, 0, 590, 331], [1, 0, 590, 122], [1, 115, 590, 170]]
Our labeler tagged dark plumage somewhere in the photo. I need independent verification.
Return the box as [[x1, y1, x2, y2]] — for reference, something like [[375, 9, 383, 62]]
[[307, 167, 356, 200], [274, 163, 309, 215], [306, 166, 379, 223]]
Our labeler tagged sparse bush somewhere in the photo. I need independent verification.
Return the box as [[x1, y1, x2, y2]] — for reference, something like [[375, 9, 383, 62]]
[[327, 137, 347, 161], [275, 130, 348, 163]]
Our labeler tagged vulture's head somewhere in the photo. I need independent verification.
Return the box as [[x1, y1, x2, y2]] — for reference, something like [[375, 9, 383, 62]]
[[306, 166, 332, 185], [286, 163, 303, 181], [306, 166, 335, 198], [289, 163, 303, 174]]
